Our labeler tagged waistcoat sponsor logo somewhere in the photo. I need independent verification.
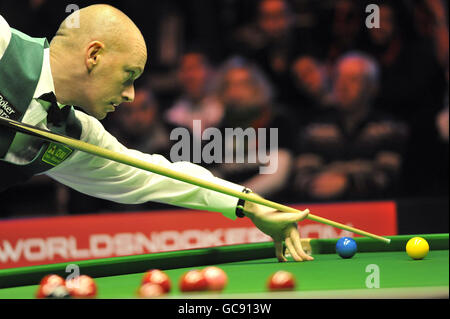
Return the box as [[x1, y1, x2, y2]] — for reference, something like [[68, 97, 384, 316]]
[[42, 143, 73, 166], [0, 94, 17, 119]]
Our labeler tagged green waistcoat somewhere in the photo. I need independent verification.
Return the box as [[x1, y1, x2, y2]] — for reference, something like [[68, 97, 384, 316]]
[[0, 28, 81, 191]]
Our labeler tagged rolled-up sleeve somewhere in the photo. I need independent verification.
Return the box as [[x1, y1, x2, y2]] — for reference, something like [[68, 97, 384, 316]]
[[46, 110, 242, 219]]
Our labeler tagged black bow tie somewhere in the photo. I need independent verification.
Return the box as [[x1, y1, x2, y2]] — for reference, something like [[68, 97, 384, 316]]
[[38, 92, 70, 127]]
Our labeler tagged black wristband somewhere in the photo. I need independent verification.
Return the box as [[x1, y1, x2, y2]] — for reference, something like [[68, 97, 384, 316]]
[[235, 188, 252, 218]]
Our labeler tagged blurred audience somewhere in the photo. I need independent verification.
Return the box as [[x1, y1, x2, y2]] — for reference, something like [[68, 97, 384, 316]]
[[324, 0, 364, 64], [290, 55, 334, 122], [436, 103, 449, 143], [163, 52, 224, 164], [231, 0, 305, 106], [292, 52, 409, 201], [108, 88, 171, 157], [402, 90, 449, 197], [210, 57, 295, 201], [362, 1, 447, 124], [1, 0, 448, 217], [413, 0, 449, 71], [165, 52, 224, 134]]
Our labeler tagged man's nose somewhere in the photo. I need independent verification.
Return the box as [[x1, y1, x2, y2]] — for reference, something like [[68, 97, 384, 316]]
[[122, 85, 135, 103]]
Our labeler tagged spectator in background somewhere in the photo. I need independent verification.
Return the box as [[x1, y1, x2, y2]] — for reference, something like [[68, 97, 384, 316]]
[[290, 55, 333, 123], [362, 1, 447, 123], [108, 88, 171, 157], [413, 0, 449, 71], [436, 103, 449, 143], [231, 0, 304, 107], [436, 97, 449, 195], [164, 52, 224, 159], [292, 52, 408, 201], [323, 0, 364, 66], [210, 57, 295, 202], [375, 0, 449, 198], [401, 90, 449, 197]]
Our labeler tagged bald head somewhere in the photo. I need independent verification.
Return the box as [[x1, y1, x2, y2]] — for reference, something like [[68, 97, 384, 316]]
[[52, 4, 145, 55], [334, 53, 379, 111], [50, 5, 148, 120]]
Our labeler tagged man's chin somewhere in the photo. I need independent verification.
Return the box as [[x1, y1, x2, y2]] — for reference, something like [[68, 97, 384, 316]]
[[79, 103, 115, 120], [87, 109, 109, 120], [96, 106, 115, 120]]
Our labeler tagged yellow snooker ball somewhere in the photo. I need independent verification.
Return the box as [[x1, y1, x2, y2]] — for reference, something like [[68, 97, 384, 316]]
[[406, 237, 429, 260]]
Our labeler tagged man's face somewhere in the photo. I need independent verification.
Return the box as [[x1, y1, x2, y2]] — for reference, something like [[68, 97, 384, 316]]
[[334, 59, 368, 111], [258, 0, 290, 39], [369, 5, 395, 45], [178, 53, 210, 100], [223, 68, 258, 108], [81, 43, 147, 120], [293, 57, 323, 97]]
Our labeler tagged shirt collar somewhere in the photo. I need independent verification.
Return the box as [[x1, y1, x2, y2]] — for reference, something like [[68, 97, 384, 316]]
[[33, 48, 65, 110]]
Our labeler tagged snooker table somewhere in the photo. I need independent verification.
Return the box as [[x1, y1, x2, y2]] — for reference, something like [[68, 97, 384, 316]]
[[0, 234, 448, 299]]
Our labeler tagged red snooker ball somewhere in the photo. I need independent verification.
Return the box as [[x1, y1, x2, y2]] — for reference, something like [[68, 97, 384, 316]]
[[141, 269, 171, 293], [37, 285, 71, 299], [36, 274, 66, 298], [179, 270, 208, 292], [267, 271, 296, 291], [66, 275, 97, 298], [201, 266, 228, 291], [138, 283, 165, 298]]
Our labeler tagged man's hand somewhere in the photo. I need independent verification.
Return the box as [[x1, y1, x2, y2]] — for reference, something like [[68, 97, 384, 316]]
[[243, 197, 314, 262]]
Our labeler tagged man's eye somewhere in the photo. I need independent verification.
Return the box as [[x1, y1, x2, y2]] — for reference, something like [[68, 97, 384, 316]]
[[124, 72, 134, 84]]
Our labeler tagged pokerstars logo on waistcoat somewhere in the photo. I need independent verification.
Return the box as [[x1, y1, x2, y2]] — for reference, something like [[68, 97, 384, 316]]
[[0, 94, 17, 119]]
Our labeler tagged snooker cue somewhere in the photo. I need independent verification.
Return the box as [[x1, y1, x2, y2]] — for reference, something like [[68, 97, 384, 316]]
[[0, 116, 391, 244]]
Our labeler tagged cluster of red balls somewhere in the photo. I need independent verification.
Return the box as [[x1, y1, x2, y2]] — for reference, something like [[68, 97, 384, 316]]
[[36, 274, 97, 298], [36, 268, 296, 298], [138, 266, 228, 298]]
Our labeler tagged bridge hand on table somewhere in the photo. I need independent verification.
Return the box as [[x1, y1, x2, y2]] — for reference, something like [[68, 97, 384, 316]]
[[243, 198, 314, 262]]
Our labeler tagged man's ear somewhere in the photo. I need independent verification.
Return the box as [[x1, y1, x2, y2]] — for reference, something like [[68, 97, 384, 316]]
[[85, 41, 105, 73]]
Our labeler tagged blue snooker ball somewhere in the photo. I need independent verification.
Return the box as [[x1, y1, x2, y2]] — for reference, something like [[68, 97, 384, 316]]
[[336, 237, 357, 259]]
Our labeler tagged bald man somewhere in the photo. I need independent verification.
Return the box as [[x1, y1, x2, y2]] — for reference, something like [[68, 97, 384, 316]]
[[0, 5, 312, 262]]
